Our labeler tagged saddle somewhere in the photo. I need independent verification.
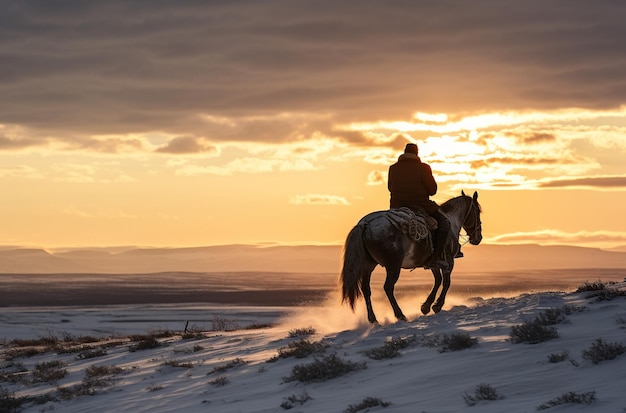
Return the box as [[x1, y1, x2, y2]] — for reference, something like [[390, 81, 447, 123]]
[[386, 207, 437, 241]]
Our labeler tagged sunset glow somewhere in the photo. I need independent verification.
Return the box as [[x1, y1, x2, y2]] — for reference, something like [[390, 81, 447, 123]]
[[1, 2, 625, 250]]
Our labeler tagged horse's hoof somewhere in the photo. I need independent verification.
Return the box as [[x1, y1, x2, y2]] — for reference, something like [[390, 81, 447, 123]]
[[421, 304, 431, 315], [432, 305, 442, 314], [397, 315, 408, 322]]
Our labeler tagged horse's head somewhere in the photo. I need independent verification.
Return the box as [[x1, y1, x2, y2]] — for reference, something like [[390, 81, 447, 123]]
[[461, 190, 483, 245]]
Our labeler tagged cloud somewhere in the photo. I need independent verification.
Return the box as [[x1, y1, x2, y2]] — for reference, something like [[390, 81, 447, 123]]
[[469, 154, 590, 169], [0, 124, 50, 150], [174, 165, 231, 176], [63, 206, 137, 220], [171, 155, 317, 176], [75, 136, 147, 153], [539, 176, 626, 189], [0, 165, 42, 178], [488, 229, 626, 247], [456, 174, 626, 192], [0, 2, 624, 193], [51, 163, 97, 183], [367, 170, 387, 186], [1, 1, 625, 146], [0, 135, 41, 150], [155, 136, 218, 154], [335, 107, 626, 190], [289, 194, 350, 206], [48, 162, 136, 183], [515, 132, 557, 144], [198, 112, 334, 144]]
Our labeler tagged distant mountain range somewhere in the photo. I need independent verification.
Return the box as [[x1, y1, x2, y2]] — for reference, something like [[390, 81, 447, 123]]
[[0, 244, 625, 274]]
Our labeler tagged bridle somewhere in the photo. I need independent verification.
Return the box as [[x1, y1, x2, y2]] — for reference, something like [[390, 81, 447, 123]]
[[461, 196, 482, 244]]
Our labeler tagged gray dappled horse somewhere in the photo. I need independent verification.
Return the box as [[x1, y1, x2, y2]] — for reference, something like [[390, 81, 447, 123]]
[[341, 191, 482, 323]]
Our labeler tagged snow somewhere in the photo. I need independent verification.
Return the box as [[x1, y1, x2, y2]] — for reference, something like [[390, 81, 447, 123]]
[[2, 285, 626, 413]]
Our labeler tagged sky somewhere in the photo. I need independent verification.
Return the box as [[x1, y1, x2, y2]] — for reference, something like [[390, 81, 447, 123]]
[[1, 1, 626, 249]]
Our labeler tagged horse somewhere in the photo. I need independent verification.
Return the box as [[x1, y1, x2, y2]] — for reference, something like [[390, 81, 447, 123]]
[[340, 191, 482, 323]]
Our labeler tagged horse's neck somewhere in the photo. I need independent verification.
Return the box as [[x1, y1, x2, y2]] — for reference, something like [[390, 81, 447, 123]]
[[441, 198, 467, 235]]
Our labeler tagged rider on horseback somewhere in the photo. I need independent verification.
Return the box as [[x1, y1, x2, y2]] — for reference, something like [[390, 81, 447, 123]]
[[388, 142, 458, 269]]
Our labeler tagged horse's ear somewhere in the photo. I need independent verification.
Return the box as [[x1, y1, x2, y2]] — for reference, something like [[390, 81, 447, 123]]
[[462, 190, 466, 196], [473, 191, 478, 201]]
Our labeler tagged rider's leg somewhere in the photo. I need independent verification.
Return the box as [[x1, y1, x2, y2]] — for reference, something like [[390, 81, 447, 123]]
[[427, 211, 451, 269]]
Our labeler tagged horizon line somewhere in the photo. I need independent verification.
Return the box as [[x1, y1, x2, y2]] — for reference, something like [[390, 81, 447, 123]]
[[1, 242, 625, 253]]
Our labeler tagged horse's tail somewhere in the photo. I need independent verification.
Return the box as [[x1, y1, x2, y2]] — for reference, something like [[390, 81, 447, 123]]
[[340, 223, 371, 310]]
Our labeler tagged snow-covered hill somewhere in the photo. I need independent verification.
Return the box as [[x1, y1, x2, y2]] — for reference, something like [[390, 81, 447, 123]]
[[2, 283, 625, 412]]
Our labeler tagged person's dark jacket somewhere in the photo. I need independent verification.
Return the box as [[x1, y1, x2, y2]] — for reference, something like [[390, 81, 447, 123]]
[[388, 153, 439, 214]]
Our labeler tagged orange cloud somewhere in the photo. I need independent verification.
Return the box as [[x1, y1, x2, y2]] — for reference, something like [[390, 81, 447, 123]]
[[367, 170, 387, 186], [514, 132, 557, 144], [539, 176, 626, 189], [488, 229, 626, 247]]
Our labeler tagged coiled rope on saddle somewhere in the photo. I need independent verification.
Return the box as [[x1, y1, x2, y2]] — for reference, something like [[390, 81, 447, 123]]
[[358, 207, 435, 241], [384, 207, 434, 241]]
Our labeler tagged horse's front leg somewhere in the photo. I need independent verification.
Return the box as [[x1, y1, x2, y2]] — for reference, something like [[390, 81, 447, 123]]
[[384, 266, 407, 321], [432, 268, 452, 314], [421, 268, 442, 315]]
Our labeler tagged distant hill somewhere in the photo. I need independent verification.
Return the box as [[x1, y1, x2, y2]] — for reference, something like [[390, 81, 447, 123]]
[[457, 244, 626, 273], [0, 243, 624, 274], [0, 248, 85, 273]]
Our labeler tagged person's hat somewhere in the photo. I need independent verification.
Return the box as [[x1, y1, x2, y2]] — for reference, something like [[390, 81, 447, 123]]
[[404, 143, 418, 154]]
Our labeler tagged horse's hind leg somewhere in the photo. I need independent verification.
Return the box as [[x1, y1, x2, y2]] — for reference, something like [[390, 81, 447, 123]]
[[384, 266, 407, 321], [421, 268, 442, 315], [432, 269, 451, 314], [361, 268, 378, 323]]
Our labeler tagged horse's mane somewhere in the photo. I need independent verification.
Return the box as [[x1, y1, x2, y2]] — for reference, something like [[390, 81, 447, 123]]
[[440, 194, 482, 214]]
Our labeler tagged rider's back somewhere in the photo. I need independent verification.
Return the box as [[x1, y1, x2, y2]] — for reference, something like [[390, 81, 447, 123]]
[[388, 152, 438, 213]]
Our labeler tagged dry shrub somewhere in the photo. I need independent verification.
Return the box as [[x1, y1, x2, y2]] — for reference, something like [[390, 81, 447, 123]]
[[283, 354, 366, 383], [269, 339, 328, 362], [462, 383, 504, 406], [75, 347, 108, 360], [363, 336, 416, 360], [32, 361, 68, 383], [345, 396, 391, 412], [575, 280, 606, 292], [581, 338, 625, 364], [416, 332, 477, 352], [510, 320, 559, 344], [439, 333, 478, 352], [281, 389, 312, 409], [575, 280, 626, 302], [209, 376, 229, 386], [287, 327, 316, 338], [547, 351, 569, 363], [209, 358, 247, 374], [129, 337, 161, 352], [162, 360, 194, 368], [83, 365, 124, 388], [537, 391, 596, 410], [210, 316, 239, 331], [0, 386, 24, 413]]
